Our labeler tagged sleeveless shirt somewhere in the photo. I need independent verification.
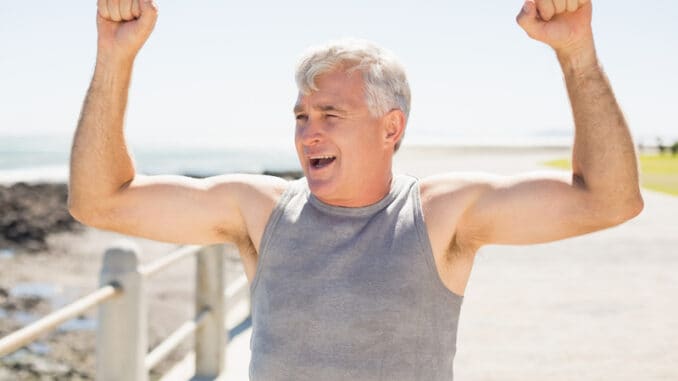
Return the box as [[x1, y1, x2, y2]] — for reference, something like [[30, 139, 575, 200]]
[[249, 174, 463, 381]]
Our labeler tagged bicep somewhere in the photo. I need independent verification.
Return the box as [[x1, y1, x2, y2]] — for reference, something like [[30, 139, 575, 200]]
[[464, 172, 605, 246], [87, 174, 275, 245], [427, 171, 610, 249]]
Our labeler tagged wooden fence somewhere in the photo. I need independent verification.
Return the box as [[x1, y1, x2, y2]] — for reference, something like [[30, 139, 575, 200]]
[[0, 240, 251, 380]]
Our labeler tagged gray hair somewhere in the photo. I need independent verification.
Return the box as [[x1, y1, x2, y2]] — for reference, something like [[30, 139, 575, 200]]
[[295, 39, 411, 150]]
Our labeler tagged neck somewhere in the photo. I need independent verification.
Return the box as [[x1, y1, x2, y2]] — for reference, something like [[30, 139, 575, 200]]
[[316, 171, 394, 208]]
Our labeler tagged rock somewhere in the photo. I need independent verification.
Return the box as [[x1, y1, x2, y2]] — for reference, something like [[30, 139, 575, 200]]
[[0, 367, 15, 380], [1, 351, 70, 378], [263, 169, 303, 180], [17, 295, 47, 311], [31, 356, 70, 376], [0, 183, 82, 253]]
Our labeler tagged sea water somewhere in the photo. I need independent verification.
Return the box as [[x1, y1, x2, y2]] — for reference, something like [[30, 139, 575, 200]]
[[0, 132, 587, 185], [0, 134, 301, 184]]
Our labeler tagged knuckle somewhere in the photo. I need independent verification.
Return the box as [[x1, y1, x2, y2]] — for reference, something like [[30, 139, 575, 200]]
[[536, 0, 553, 19], [97, 1, 110, 17], [554, 0, 567, 13], [120, 9, 133, 20], [567, 0, 578, 11], [108, 0, 122, 20]]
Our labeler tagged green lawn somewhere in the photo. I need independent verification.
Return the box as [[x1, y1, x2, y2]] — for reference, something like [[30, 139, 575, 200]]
[[543, 154, 678, 196]]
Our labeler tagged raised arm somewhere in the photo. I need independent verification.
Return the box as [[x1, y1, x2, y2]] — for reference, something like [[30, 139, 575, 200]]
[[69, 0, 156, 224], [422, 0, 643, 257], [69, 0, 285, 247]]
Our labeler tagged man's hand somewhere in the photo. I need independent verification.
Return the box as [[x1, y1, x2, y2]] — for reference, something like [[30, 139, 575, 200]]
[[96, 0, 158, 63], [516, 0, 593, 57]]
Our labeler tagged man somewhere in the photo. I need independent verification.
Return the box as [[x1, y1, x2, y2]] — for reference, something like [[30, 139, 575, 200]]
[[69, 0, 643, 379]]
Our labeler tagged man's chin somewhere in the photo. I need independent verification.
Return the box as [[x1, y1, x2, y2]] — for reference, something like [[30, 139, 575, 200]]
[[306, 176, 340, 202], [306, 176, 331, 193]]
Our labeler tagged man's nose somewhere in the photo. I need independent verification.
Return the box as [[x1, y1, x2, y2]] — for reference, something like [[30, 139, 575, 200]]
[[298, 118, 324, 145]]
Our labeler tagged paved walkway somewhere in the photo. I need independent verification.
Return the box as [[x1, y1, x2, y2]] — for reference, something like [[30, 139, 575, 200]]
[[455, 189, 677, 380], [222, 330, 252, 381]]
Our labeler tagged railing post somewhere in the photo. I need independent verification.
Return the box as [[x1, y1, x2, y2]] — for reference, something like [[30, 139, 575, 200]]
[[97, 240, 148, 381], [194, 244, 226, 379]]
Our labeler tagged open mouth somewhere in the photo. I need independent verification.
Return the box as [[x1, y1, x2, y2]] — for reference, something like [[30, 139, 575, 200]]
[[309, 155, 337, 169]]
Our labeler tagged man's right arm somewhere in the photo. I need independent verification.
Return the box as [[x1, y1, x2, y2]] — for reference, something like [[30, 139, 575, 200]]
[[69, 0, 286, 246]]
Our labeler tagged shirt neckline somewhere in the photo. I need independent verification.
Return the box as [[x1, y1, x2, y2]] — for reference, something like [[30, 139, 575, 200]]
[[306, 175, 403, 217]]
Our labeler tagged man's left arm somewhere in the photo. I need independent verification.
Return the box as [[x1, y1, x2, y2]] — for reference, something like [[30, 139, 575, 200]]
[[423, 0, 643, 249]]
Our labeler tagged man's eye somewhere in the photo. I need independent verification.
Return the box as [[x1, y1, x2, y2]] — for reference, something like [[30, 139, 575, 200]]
[[295, 114, 307, 121], [326, 114, 337, 119]]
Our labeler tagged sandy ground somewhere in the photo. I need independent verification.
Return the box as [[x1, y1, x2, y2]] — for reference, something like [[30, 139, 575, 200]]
[[2, 145, 676, 380]]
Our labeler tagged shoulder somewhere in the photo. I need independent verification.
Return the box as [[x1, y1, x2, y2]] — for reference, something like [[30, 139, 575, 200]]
[[208, 173, 291, 223], [207, 173, 289, 203], [417, 172, 504, 253], [418, 172, 502, 212], [207, 174, 290, 244]]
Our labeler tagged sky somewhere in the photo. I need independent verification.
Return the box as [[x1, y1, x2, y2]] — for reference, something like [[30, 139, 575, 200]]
[[0, 0, 676, 153]]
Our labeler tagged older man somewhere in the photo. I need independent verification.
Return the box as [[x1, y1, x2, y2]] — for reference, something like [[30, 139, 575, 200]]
[[70, 0, 643, 379]]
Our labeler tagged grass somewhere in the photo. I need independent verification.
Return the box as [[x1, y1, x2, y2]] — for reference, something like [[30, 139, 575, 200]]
[[543, 154, 678, 196]]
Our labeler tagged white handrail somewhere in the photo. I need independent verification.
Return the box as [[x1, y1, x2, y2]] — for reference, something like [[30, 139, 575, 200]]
[[0, 285, 120, 357], [225, 274, 249, 300], [139, 245, 202, 278], [145, 308, 211, 371]]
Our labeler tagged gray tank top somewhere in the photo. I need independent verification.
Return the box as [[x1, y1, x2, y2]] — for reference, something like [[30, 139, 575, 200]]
[[249, 174, 463, 381]]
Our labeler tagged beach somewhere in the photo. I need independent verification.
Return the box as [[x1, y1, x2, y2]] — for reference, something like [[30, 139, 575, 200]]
[[1, 145, 676, 380]]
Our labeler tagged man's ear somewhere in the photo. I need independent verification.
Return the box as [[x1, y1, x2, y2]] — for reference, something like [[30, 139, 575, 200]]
[[383, 109, 406, 150]]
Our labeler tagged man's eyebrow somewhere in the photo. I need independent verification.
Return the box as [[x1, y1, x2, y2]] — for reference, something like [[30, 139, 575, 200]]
[[315, 104, 347, 113], [293, 104, 348, 114]]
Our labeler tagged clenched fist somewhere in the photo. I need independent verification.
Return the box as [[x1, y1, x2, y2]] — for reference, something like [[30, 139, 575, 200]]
[[516, 0, 594, 57], [96, 0, 159, 63]]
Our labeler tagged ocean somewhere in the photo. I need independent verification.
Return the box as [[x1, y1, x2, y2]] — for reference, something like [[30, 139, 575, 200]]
[[0, 132, 591, 185], [0, 134, 301, 184]]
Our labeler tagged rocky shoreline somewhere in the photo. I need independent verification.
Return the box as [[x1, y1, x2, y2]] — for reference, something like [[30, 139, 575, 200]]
[[0, 183, 81, 253]]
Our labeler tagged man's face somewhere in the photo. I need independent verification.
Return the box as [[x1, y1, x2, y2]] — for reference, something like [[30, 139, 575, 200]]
[[294, 69, 392, 207]]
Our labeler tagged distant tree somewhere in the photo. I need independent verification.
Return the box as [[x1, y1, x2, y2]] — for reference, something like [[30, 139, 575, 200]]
[[672, 141, 678, 157], [657, 137, 666, 155]]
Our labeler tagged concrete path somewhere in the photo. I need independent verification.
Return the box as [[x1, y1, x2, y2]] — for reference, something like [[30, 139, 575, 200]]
[[455, 189, 677, 381], [221, 330, 252, 381]]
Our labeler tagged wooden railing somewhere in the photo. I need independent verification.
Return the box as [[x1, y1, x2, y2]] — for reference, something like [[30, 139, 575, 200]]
[[0, 240, 251, 380]]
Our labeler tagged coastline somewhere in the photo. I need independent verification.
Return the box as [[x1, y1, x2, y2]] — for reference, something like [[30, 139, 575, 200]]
[[0, 144, 573, 186]]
